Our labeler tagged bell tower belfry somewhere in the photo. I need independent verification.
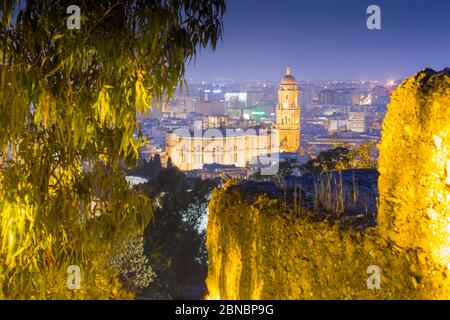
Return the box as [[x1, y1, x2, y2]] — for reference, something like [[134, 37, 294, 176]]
[[276, 66, 301, 153]]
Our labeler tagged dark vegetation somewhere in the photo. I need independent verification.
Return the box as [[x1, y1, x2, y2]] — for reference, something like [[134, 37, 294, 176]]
[[130, 157, 217, 299]]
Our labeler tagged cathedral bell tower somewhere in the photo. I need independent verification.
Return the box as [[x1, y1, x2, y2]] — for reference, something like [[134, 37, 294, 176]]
[[276, 66, 301, 153]]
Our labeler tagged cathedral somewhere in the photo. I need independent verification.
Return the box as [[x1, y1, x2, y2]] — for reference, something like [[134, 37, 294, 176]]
[[165, 67, 301, 171], [276, 66, 301, 153]]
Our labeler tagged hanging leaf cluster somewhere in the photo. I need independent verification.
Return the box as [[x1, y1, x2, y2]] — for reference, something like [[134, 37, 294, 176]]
[[0, 0, 225, 299]]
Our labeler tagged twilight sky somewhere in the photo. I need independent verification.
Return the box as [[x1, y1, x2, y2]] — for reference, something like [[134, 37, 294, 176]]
[[186, 0, 450, 81]]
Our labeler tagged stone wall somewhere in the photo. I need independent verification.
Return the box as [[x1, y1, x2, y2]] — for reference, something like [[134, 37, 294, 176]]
[[378, 69, 450, 257]]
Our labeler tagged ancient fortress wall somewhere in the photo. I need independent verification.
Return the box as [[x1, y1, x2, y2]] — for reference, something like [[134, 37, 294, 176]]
[[205, 69, 450, 299]]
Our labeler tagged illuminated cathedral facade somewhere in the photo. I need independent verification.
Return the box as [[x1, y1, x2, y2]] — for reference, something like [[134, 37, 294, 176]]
[[165, 67, 301, 171]]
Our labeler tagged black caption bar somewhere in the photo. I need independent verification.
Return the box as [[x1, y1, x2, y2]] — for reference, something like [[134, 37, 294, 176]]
[[0, 300, 445, 319]]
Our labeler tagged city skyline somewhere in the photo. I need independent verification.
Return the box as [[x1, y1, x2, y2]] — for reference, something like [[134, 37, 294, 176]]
[[186, 0, 450, 81], [1, 0, 449, 305]]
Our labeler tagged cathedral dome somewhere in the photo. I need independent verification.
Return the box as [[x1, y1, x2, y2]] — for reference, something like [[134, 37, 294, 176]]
[[280, 66, 297, 85]]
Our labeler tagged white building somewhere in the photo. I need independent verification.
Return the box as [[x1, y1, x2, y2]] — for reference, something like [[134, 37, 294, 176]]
[[348, 112, 366, 133]]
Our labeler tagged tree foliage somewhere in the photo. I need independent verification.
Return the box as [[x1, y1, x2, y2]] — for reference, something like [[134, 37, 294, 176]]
[[128, 154, 163, 180], [0, 0, 224, 299], [109, 235, 156, 293], [304, 141, 378, 174], [139, 165, 216, 299]]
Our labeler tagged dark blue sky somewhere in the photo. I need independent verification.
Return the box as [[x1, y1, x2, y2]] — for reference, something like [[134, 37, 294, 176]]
[[186, 0, 450, 81]]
